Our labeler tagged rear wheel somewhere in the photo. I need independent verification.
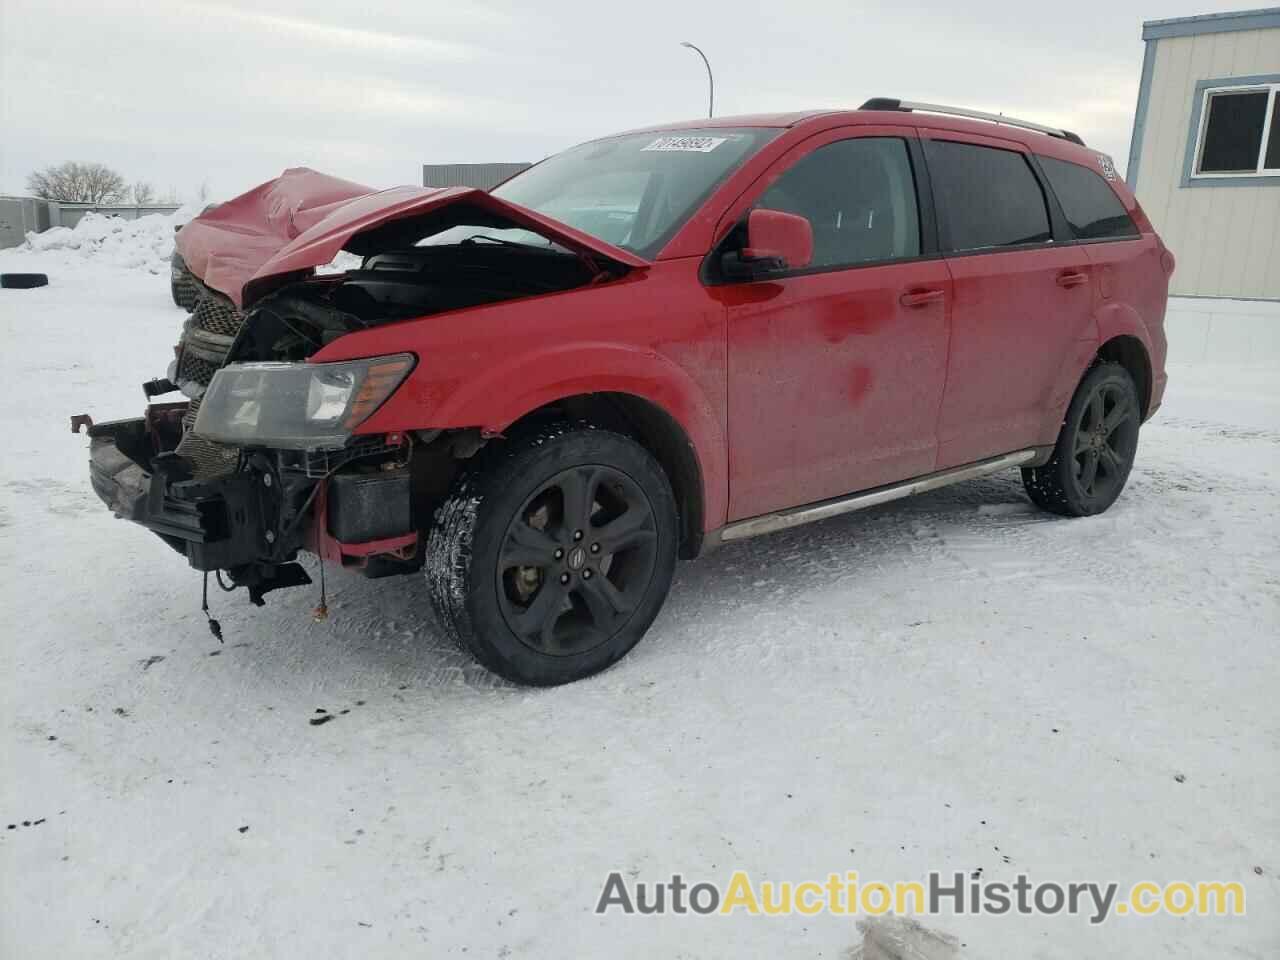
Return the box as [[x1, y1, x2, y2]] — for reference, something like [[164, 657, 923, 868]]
[[1022, 361, 1141, 517], [426, 422, 678, 685]]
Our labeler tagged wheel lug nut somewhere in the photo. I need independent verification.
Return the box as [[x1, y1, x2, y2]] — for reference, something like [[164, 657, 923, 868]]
[[560, 573, 570, 584], [554, 548, 564, 559], [582, 569, 592, 579], [573, 530, 583, 541], [590, 543, 600, 553]]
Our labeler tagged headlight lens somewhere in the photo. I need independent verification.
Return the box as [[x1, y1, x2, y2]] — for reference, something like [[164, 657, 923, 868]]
[[192, 354, 414, 450], [306, 369, 357, 423]]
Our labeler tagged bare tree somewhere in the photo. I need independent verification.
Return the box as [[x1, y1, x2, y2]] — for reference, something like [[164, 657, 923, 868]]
[[130, 181, 156, 205], [26, 162, 128, 204], [196, 180, 210, 203]]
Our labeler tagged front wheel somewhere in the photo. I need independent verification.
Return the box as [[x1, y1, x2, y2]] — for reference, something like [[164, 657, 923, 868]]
[[1022, 361, 1141, 517], [426, 422, 678, 686]]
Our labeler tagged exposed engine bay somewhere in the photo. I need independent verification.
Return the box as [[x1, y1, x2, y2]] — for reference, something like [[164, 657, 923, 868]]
[[231, 234, 601, 367]]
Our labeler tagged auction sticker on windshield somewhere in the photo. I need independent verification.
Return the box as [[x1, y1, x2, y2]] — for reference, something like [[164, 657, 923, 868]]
[[642, 135, 728, 152]]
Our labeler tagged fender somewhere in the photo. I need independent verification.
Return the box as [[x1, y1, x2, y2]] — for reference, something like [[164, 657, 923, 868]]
[[352, 340, 729, 533], [1095, 298, 1162, 416], [1036, 299, 1155, 443], [1094, 299, 1156, 358]]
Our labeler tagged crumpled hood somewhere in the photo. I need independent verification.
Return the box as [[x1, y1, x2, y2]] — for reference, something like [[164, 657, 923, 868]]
[[176, 167, 649, 308], [175, 168, 373, 306]]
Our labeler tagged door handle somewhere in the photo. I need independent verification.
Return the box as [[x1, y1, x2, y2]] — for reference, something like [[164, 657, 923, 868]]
[[1056, 271, 1089, 288], [899, 288, 945, 308]]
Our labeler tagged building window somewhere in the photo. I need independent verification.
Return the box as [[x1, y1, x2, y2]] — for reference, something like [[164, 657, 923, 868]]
[[1193, 83, 1280, 178]]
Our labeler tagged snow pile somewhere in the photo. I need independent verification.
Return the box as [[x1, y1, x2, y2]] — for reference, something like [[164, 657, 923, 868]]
[[20, 206, 202, 274], [15, 209, 361, 280], [316, 250, 363, 274]]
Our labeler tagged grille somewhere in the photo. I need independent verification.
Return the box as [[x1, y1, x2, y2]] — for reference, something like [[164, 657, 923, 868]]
[[176, 433, 240, 480], [192, 291, 244, 337], [176, 352, 220, 389], [176, 399, 240, 479], [169, 282, 247, 479], [173, 283, 242, 394]]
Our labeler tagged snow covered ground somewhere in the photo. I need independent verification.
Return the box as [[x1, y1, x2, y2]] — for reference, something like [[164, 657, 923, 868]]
[[0, 239, 1277, 959]]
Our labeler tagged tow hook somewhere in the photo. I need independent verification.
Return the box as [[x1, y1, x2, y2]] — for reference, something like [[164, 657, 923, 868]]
[[70, 414, 94, 434]]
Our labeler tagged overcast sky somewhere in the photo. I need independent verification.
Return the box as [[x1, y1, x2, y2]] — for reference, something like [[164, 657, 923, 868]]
[[0, 0, 1250, 201]]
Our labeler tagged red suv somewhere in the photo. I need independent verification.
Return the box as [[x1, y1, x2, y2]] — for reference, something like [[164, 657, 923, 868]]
[[84, 99, 1172, 685]]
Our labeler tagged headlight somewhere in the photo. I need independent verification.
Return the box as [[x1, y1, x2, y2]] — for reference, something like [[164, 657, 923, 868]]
[[192, 354, 414, 450]]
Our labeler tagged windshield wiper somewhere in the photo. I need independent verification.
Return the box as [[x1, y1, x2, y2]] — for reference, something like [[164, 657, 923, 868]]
[[459, 233, 552, 251]]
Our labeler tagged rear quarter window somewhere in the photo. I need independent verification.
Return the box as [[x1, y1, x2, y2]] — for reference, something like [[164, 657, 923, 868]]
[[1038, 155, 1139, 241]]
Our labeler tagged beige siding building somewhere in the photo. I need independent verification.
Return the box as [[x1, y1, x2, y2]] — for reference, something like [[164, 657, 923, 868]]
[[1127, 8, 1280, 300]]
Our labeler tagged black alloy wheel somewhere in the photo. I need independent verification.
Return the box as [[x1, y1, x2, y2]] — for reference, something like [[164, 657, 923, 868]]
[[1023, 361, 1142, 517], [1070, 379, 1139, 503], [497, 464, 660, 657]]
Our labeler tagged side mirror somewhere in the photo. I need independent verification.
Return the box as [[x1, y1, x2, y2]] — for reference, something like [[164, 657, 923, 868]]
[[742, 208, 813, 272]]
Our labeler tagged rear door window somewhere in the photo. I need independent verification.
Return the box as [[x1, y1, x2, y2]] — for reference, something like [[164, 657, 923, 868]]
[[925, 140, 1052, 252], [1038, 156, 1139, 241]]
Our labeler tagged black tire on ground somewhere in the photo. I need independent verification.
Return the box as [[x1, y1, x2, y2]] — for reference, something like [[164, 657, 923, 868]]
[[1, 273, 49, 289], [1022, 361, 1141, 517], [426, 421, 678, 686]]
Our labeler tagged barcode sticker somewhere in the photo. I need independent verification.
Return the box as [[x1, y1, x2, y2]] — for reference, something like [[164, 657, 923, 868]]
[[641, 136, 727, 153]]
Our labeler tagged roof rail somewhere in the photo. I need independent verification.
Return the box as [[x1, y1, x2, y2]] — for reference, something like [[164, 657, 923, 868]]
[[859, 98, 1085, 146]]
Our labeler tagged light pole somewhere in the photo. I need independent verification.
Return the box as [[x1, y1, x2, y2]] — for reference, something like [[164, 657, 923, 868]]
[[680, 42, 714, 119]]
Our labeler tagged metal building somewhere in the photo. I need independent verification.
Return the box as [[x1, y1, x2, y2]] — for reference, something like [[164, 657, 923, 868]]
[[422, 163, 531, 190], [1127, 7, 1280, 300]]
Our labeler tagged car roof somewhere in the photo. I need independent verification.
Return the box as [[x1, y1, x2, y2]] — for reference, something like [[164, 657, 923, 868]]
[[614, 109, 1107, 166], [614, 111, 841, 135]]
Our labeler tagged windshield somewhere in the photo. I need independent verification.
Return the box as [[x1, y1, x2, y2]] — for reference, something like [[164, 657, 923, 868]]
[[482, 128, 777, 259]]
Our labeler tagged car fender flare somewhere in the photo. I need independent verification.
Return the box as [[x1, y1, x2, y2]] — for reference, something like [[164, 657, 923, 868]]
[[1039, 301, 1154, 441], [1093, 300, 1156, 360], [1094, 300, 1159, 414], [427, 342, 727, 532]]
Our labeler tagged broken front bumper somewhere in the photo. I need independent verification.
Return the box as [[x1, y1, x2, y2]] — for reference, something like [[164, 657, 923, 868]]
[[84, 412, 418, 600], [85, 415, 312, 601]]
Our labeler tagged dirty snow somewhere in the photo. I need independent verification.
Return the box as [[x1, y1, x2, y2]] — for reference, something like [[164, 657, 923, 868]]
[[0, 249, 1277, 959]]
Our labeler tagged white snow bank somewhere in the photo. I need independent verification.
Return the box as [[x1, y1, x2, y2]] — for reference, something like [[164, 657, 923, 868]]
[[20, 205, 203, 275], [1165, 296, 1280, 367], [14, 206, 360, 280]]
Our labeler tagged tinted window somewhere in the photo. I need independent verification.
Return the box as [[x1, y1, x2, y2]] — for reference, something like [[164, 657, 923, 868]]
[[1039, 156, 1138, 241], [756, 137, 920, 269], [1198, 90, 1269, 173], [926, 140, 1051, 252]]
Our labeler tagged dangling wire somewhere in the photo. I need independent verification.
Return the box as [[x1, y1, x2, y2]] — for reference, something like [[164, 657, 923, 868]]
[[313, 556, 329, 622], [201, 572, 224, 643]]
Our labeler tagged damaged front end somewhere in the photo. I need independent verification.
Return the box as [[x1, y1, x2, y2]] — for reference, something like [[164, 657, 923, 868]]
[[77, 169, 646, 611]]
